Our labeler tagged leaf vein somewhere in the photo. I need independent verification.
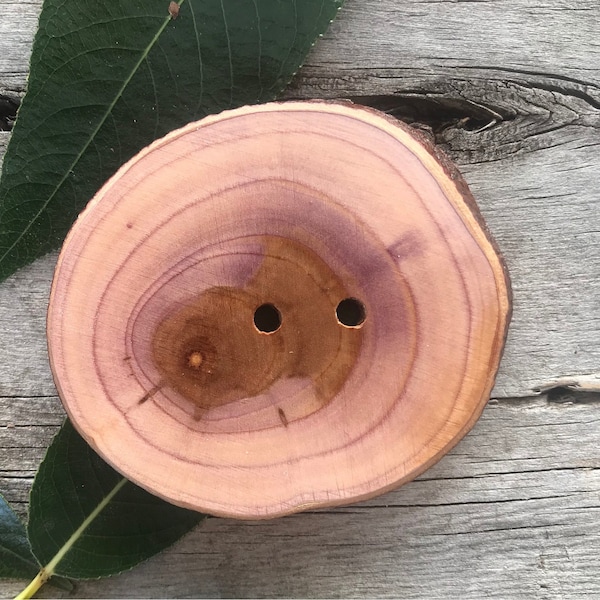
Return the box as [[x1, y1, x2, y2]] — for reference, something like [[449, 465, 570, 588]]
[[187, 1, 205, 118], [0, 12, 175, 267], [219, 0, 234, 107]]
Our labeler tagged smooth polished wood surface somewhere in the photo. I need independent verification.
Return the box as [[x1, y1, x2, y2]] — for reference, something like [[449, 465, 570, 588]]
[[47, 102, 510, 518]]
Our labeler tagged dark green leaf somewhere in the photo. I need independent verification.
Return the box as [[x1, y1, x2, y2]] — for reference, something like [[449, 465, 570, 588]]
[[28, 420, 206, 579], [0, 494, 39, 579], [0, 0, 344, 282]]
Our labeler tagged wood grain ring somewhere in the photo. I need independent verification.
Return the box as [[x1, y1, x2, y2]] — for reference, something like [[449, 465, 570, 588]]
[[47, 101, 511, 519]]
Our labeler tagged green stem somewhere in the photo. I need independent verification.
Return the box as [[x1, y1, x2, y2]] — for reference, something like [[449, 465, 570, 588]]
[[14, 477, 128, 600], [13, 570, 49, 600]]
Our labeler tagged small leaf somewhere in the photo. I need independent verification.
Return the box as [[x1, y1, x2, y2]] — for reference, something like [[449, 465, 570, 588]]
[[0, 494, 39, 580], [0, 0, 344, 282], [28, 420, 205, 579]]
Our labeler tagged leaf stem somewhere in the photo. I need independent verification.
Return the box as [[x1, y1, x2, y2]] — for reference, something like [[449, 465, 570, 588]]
[[13, 570, 48, 600], [14, 477, 128, 599], [46, 477, 128, 574]]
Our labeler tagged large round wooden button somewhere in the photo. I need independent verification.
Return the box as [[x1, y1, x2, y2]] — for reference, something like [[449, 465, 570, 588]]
[[47, 101, 511, 518]]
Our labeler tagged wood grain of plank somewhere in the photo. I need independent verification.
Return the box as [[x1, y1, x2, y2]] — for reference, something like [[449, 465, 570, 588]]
[[2, 0, 599, 397], [1, 395, 599, 598]]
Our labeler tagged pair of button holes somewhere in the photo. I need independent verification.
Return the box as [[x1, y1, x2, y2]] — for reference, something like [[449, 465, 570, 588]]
[[253, 298, 366, 334]]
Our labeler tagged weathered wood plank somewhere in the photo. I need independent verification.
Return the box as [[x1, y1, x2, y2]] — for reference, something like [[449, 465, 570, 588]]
[[0, 133, 8, 163], [1, 394, 599, 598], [1, 0, 599, 397], [0, 1, 36, 92], [4, 1, 600, 90], [1, 0, 600, 598], [288, 0, 600, 397]]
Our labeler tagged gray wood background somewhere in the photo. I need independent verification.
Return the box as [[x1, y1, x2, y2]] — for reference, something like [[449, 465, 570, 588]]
[[1, 0, 599, 597]]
